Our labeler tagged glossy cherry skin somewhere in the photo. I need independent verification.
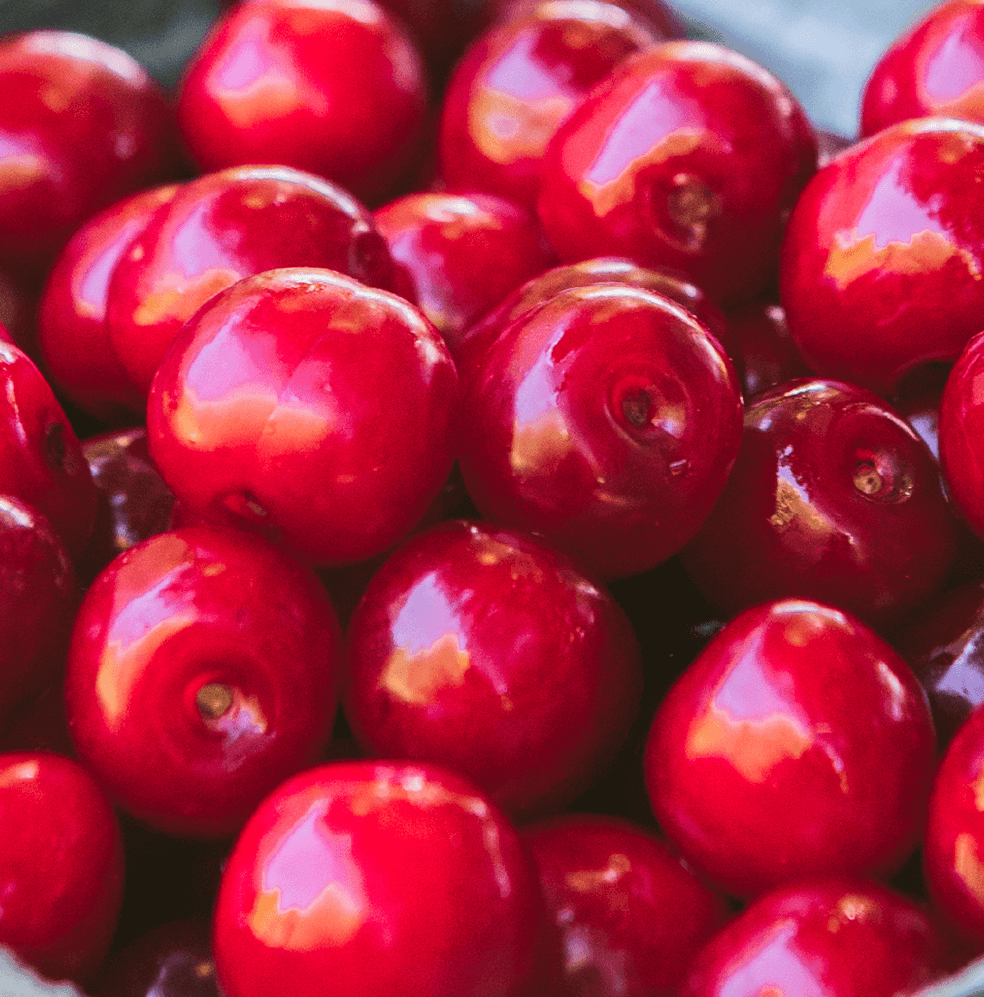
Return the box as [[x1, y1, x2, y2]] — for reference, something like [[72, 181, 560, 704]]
[[862, 1, 984, 136], [212, 760, 558, 997], [681, 877, 948, 997], [64, 526, 342, 838], [437, 0, 663, 211], [0, 751, 125, 983], [106, 166, 398, 397], [0, 29, 177, 274], [536, 41, 818, 305], [37, 184, 179, 423], [373, 191, 556, 350], [645, 599, 938, 899], [523, 813, 729, 996], [0, 339, 98, 562], [780, 118, 984, 395], [458, 282, 743, 580], [177, 0, 428, 206], [147, 268, 459, 568], [680, 378, 958, 631], [0, 496, 78, 725], [344, 520, 643, 817], [723, 299, 810, 400], [486, 0, 683, 41]]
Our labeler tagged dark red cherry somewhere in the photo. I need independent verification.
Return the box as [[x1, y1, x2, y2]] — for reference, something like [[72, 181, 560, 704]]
[[523, 813, 729, 996], [537, 41, 818, 304], [645, 599, 938, 899], [344, 520, 643, 817], [861, 0, 984, 136], [682, 877, 947, 997], [680, 378, 958, 630], [106, 165, 397, 397], [780, 118, 984, 395], [38, 184, 179, 423], [146, 268, 459, 568], [723, 299, 810, 399], [212, 760, 558, 997], [0, 751, 124, 984], [177, 0, 429, 206], [373, 191, 556, 350], [437, 0, 663, 211], [64, 526, 342, 838], [0, 29, 177, 275], [0, 340, 98, 562], [458, 282, 743, 579]]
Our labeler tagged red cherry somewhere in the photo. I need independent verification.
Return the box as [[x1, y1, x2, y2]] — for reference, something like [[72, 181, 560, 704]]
[[437, 0, 663, 210], [682, 877, 948, 997], [177, 0, 429, 206], [861, 0, 984, 136], [523, 813, 729, 996], [0, 30, 177, 275], [458, 282, 743, 579], [146, 268, 460, 568], [780, 117, 984, 395], [344, 520, 643, 817], [645, 599, 938, 898], [680, 378, 958, 630], [373, 190, 556, 350], [722, 299, 810, 400], [64, 526, 342, 838], [0, 751, 124, 983], [212, 760, 558, 997], [536, 41, 818, 304]]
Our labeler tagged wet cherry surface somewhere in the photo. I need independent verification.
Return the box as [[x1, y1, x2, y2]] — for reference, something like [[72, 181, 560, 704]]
[[64, 526, 342, 838], [645, 599, 938, 899], [344, 520, 643, 817], [212, 760, 558, 997]]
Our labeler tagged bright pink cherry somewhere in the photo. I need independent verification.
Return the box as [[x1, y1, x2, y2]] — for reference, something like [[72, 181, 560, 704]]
[[780, 117, 984, 395], [523, 813, 729, 995], [458, 282, 743, 579], [537, 41, 818, 304], [645, 599, 938, 899], [0, 751, 124, 984], [212, 760, 559, 997], [147, 268, 459, 568], [177, 0, 429, 206], [682, 877, 948, 997], [64, 526, 342, 838], [344, 520, 643, 817]]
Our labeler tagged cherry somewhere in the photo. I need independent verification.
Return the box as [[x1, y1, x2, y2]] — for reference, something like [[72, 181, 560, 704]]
[[523, 813, 729, 996], [722, 299, 810, 400], [212, 760, 559, 997], [146, 268, 460, 568], [680, 378, 958, 630], [437, 0, 663, 211], [536, 40, 818, 304], [861, 0, 984, 137], [458, 282, 743, 580], [682, 877, 948, 997], [486, 0, 684, 41], [780, 117, 984, 395], [373, 190, 556, 350], [645, 598, 938, 899], [106, 165, 398, 398], [0, 751, 125, 984], [37, 184, 179, 423], [177, 0, 429, 206], [343, 519, 643, 817], [64, 526, 342, 838]]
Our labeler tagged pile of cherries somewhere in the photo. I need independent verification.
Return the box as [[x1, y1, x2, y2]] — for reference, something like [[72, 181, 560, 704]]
[[7, 0, 984, 994]]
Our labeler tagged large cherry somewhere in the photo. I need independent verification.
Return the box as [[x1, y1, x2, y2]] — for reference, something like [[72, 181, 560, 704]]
[[146, 268, 459, 568], [680, 378, 958, 631], [458, 282, 743, 580], [212, 760, 558, 997], [645, 598, 938, 899], [343, 519, 643, 817], [64, 526, 342, 839]]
